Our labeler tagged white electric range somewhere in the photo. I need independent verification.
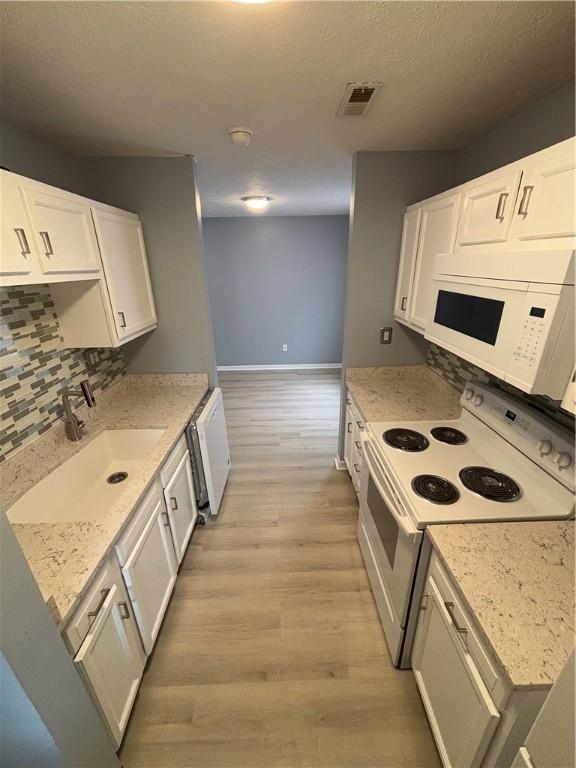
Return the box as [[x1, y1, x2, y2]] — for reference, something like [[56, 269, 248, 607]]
[[357, 381, 574, 668]]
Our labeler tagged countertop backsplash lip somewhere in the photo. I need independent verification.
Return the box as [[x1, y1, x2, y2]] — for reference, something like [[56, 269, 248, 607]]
[[5, 372, 209, 629]]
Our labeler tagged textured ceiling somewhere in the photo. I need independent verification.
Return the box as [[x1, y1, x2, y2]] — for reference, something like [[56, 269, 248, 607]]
[[0, 1, 574, 216]]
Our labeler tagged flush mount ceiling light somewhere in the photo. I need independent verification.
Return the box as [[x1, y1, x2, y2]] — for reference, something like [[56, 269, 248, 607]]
[[228, 126, 253, 147], [242, 196, 271, 211]]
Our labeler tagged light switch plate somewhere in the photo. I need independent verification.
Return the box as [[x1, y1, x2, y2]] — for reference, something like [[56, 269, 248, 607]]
[[380, 327, 393, 345]]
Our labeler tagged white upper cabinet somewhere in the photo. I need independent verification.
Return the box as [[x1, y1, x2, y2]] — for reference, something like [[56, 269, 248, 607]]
[[408, 192, 461, 331], [23, 185, 102, 276], [456, 168, 522, 246], [394, 208, 421, 325], [509, 143, 576, 244], [91, 208, 157, 341], [0, 171, 43, 281]]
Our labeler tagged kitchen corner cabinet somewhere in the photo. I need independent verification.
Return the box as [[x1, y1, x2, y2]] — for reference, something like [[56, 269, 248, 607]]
[[413, 551, 550, 768], [69, 555, 145, 747]]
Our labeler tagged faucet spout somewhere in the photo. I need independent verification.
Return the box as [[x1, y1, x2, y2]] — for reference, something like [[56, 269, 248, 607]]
[[61, 379, 96, 442]]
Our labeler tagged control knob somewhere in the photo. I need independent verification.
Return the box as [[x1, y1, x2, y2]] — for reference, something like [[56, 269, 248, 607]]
[[554, 452, 574, 471], [464, 388, 474, 401], [537, 439, 554, 457], [472, 394, 484, 407]]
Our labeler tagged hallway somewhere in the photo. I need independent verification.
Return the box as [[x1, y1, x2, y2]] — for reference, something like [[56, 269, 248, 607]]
[[120, 370, 439, 768]]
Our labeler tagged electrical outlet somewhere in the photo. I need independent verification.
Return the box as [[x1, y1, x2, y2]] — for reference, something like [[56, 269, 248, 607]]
[[380, 327, 393, 345], [282, 344, 288, 352]]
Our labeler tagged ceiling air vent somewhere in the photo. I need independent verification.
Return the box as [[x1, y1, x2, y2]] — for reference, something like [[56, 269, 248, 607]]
[[337, 82, 382, 117]]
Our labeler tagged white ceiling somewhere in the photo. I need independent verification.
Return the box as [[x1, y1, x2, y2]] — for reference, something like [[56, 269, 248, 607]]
[[0, 1, 574, 217]]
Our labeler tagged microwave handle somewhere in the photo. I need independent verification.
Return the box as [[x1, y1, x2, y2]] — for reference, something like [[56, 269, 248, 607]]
[[361, 435, 419, 537]]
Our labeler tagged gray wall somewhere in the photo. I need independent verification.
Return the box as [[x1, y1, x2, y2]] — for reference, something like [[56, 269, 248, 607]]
[[203, 216, 348, 367], [84, 157, 218, 385], [342, 151, 456, 369], [0, 117, 87, 193], [0, 509, 119, 768], [455, 80, 575, 183]]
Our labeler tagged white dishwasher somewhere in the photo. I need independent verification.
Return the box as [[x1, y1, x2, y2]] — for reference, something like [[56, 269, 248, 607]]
[[196, 388, 231, 516]]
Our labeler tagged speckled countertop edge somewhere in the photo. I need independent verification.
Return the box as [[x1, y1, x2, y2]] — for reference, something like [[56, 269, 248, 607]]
[[346, 365, 462, 423], [428, 522, 575, 690], [2, 373, 209, 628]]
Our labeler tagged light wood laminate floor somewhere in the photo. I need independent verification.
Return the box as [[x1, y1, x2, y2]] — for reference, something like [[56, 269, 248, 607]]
[[120, 370, 440, 768]]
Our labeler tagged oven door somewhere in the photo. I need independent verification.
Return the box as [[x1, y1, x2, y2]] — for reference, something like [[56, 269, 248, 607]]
[[359, 439, 423, 664]]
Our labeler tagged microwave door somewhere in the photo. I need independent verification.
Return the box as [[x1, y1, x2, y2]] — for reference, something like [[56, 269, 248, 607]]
[[425, 278, 527, 380]]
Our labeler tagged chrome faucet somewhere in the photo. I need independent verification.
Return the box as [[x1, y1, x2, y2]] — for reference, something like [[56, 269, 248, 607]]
[[61, 379, 96, 441]]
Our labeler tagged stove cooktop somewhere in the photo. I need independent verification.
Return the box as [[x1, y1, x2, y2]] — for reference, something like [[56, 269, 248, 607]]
[[366, 410, 574, 527]]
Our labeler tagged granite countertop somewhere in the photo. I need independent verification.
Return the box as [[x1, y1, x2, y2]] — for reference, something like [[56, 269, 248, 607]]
[[1, 373, 209, 627], [428, 522, 575, 689], [346, 365, 462, 423]]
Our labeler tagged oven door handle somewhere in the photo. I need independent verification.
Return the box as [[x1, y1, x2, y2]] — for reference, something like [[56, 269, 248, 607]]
[[362, 436, 419, 538]]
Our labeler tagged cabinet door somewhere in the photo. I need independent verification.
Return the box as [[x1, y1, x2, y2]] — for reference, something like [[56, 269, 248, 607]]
[[121, 497, 177, 654], [510, 147, 576, 242], [394, 208, 421, 322], [91, 208, 157, 341], [163, 452, 198, 564], [412, 578, 500, 768], [457, 169, 522, 246], [74, 582, 145, 746], [23, 187, 102, 275], [344, 401, 354, 474], [409, 193, 461, 331], [0, 172, 42, 279]]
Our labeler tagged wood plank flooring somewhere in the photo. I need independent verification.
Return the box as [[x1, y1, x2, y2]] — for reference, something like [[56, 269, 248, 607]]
[[120, 370, 440, 768]]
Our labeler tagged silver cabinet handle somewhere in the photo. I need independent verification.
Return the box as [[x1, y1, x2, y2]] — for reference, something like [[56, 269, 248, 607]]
[[354, 440, 362, 450], [518, 185, 534, 217], [87, 588, 111, 625], [401, 296, 407, 311], [161, 510, 171, 527], [347, 422, 352, 433], [118, 601, 130, 620], [495, 192, 508, 221], [353, 463, 361, 473], [170, 496, 179, 511], [445, 601, 468, 645], [14, 228, 31, 256], [39, 231, 54, 256], [356, 421, 364, 431], [118, 311, 127, 328]]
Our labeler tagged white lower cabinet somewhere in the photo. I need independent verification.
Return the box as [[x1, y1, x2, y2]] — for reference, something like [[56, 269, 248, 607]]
[[343, 390, 364, 496], [412, 576, 500, 767], [71, 556, 145, 747], [161, 438, 198, 564], [116, 481, 177, 655]]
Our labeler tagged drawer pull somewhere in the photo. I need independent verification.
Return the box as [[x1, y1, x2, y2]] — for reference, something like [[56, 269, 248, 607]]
[[347, 423, 352, 433], [39, 231, 54, 257], [518, 185, 534, 217], [354, 440, 362, 450], [445, 601, 468, 646], [14, 228, 31, 256], [346, 398, 351, 405], [170, 496, 179, 511], [356, 421, 364, 431], [354, 463, 361, 473], [118, 311, 127, 328], [87, 588, 111, 625], [162, 510, 171, 527], [118, 601, 131, 620]]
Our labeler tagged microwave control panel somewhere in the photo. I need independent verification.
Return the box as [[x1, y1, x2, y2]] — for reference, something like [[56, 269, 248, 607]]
[[511, 306, 551, 370]]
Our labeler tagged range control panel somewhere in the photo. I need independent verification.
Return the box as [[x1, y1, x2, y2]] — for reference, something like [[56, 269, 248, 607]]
[[462, 382, 575, 492]]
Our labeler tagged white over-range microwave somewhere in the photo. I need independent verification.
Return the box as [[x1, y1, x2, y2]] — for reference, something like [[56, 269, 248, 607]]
[[425, 250, 575, 400]]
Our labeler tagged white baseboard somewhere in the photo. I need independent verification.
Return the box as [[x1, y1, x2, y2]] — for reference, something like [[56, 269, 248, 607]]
[[217, 363, 342, 372], [334, 457, 347, 471]]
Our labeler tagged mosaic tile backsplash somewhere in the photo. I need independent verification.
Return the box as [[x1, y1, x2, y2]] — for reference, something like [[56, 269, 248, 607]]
[[0, 285, 127, 463], [427, 343, 575, 431]]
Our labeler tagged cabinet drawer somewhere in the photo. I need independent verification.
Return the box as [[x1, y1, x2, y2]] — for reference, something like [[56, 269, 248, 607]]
[[115, 479, 163, 567], [160, 435, 188, 486], [63, 555, 119, 655], [429, 553, 504, 702]]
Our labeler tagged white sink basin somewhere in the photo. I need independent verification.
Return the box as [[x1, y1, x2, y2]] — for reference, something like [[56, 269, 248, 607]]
[[8, 429, 165, 524]]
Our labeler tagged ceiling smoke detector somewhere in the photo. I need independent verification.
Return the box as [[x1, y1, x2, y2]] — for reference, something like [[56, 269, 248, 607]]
[[228, 127, 253, 147], [337, 82, 383, 117]]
